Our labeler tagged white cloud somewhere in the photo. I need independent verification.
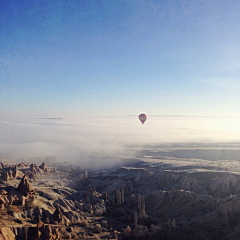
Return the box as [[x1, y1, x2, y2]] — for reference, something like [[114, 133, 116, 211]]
[[1, 116, 240, 168]]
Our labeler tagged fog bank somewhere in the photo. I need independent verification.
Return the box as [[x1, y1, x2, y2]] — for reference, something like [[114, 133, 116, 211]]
[[1, 116, 240, 168]]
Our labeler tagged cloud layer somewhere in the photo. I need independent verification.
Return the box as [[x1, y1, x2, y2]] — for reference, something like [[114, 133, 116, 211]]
[[1, 116, 240, 168]]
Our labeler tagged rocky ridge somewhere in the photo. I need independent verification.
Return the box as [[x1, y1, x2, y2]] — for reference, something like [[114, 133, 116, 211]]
[[0, 158, 240, 239]]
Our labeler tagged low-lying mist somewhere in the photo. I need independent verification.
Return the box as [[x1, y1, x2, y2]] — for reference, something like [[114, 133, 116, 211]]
[[1, 116, 240, 168]]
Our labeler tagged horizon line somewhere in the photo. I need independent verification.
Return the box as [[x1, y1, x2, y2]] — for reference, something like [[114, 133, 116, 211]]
[[1, 115, 240, 119]]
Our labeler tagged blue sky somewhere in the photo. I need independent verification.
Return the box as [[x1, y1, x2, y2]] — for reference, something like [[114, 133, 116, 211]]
[[1, 0, 240, 118]]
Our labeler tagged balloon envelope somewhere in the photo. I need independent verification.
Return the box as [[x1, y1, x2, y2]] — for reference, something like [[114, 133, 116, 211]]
[[139, 113, 147, 124]]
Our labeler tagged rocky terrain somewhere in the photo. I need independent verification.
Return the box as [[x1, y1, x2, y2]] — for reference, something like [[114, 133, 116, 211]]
[[1, 144, 240, 239]]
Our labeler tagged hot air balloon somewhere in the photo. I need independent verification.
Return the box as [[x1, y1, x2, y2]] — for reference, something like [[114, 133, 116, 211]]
[[139, 113, 147, 125]]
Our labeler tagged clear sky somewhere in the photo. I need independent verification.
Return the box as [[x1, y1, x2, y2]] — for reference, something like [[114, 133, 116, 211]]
[[1, 0, 240, 118]]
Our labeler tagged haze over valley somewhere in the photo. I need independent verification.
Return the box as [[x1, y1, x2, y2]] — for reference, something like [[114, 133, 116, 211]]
[[2, 116, 240, 166], [1, 117, 240, 239]]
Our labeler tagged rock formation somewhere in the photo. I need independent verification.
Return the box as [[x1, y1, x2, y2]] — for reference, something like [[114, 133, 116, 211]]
[[2, 155, 240, 239], [52, 207, 68, 225], [0, 227, 15, 240], [32, 217, 60, 240], [17, 175, 35, 197], [39, 162, 49, 173]]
